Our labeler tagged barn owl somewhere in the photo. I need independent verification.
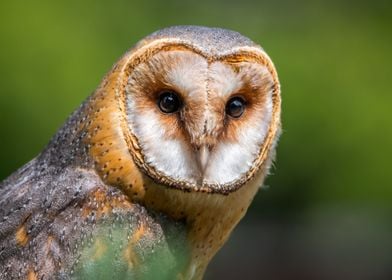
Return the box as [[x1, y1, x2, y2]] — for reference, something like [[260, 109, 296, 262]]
[[0, 26, 281, 279]]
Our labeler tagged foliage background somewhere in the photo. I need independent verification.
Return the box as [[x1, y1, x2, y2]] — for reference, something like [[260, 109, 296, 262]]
[[0, 1, 391, 279]]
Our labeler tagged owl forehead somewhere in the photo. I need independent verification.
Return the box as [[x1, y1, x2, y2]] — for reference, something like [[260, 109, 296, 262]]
[[128, 50, 268, 102]]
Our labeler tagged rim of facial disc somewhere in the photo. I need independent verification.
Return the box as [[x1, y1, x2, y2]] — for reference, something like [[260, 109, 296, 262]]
[[118, 39, 281, 194]]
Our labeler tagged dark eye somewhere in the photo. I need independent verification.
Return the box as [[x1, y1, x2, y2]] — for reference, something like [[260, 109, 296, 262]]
[[158, 91, 181, 113], [226, 96, 246, 118]]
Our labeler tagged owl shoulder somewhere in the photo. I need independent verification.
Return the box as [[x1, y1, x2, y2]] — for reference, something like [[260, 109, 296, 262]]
[[0, 164, 188, 279]]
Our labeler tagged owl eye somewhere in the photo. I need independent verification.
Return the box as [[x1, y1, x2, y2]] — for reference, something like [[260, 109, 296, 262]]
[[158, 91, 182, 113], [226, 96, 246, 118]]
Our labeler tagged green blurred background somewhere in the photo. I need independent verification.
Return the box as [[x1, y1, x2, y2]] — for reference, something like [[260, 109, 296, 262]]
[[0, 0, 391, 279]]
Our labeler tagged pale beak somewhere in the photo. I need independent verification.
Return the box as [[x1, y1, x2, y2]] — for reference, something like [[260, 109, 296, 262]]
[[197, 145, 209, 174]]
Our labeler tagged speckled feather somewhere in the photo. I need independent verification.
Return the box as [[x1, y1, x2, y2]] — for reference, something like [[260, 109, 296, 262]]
[[0, 26, 281, 280]]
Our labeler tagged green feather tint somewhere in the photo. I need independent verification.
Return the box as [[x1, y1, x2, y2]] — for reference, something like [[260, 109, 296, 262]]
[[72, 220, 189, 280]]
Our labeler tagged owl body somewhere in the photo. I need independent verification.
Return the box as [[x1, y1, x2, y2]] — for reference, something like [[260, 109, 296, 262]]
[[0, 26, 281, 279]]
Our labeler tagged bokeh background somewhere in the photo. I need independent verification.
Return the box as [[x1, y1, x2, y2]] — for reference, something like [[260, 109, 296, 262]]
[[0, 1, 391, 279]]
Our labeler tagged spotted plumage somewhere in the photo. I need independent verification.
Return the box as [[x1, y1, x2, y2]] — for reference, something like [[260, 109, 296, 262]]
[[0, 26, 281, 279]]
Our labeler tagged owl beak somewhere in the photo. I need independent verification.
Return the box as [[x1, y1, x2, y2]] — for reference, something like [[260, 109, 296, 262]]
[[197, 145, 209, 174]]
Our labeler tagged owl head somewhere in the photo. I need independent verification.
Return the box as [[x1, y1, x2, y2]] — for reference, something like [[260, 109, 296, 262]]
[[104, 26, 280, 195]]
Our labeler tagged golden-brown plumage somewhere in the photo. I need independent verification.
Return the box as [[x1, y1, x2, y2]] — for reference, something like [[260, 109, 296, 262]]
[[0, 26, 280, 279]]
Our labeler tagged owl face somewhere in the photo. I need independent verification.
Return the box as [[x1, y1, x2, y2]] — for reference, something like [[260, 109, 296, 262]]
[[124, 44, 278, 193]]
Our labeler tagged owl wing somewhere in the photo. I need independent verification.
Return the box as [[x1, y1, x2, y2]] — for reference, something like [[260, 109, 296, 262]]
[[0, 160, 188, 280]]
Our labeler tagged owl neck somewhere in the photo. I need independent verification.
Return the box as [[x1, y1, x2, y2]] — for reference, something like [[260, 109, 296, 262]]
[[141, 174, 264, 279], [40, 57, 148, 201]]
